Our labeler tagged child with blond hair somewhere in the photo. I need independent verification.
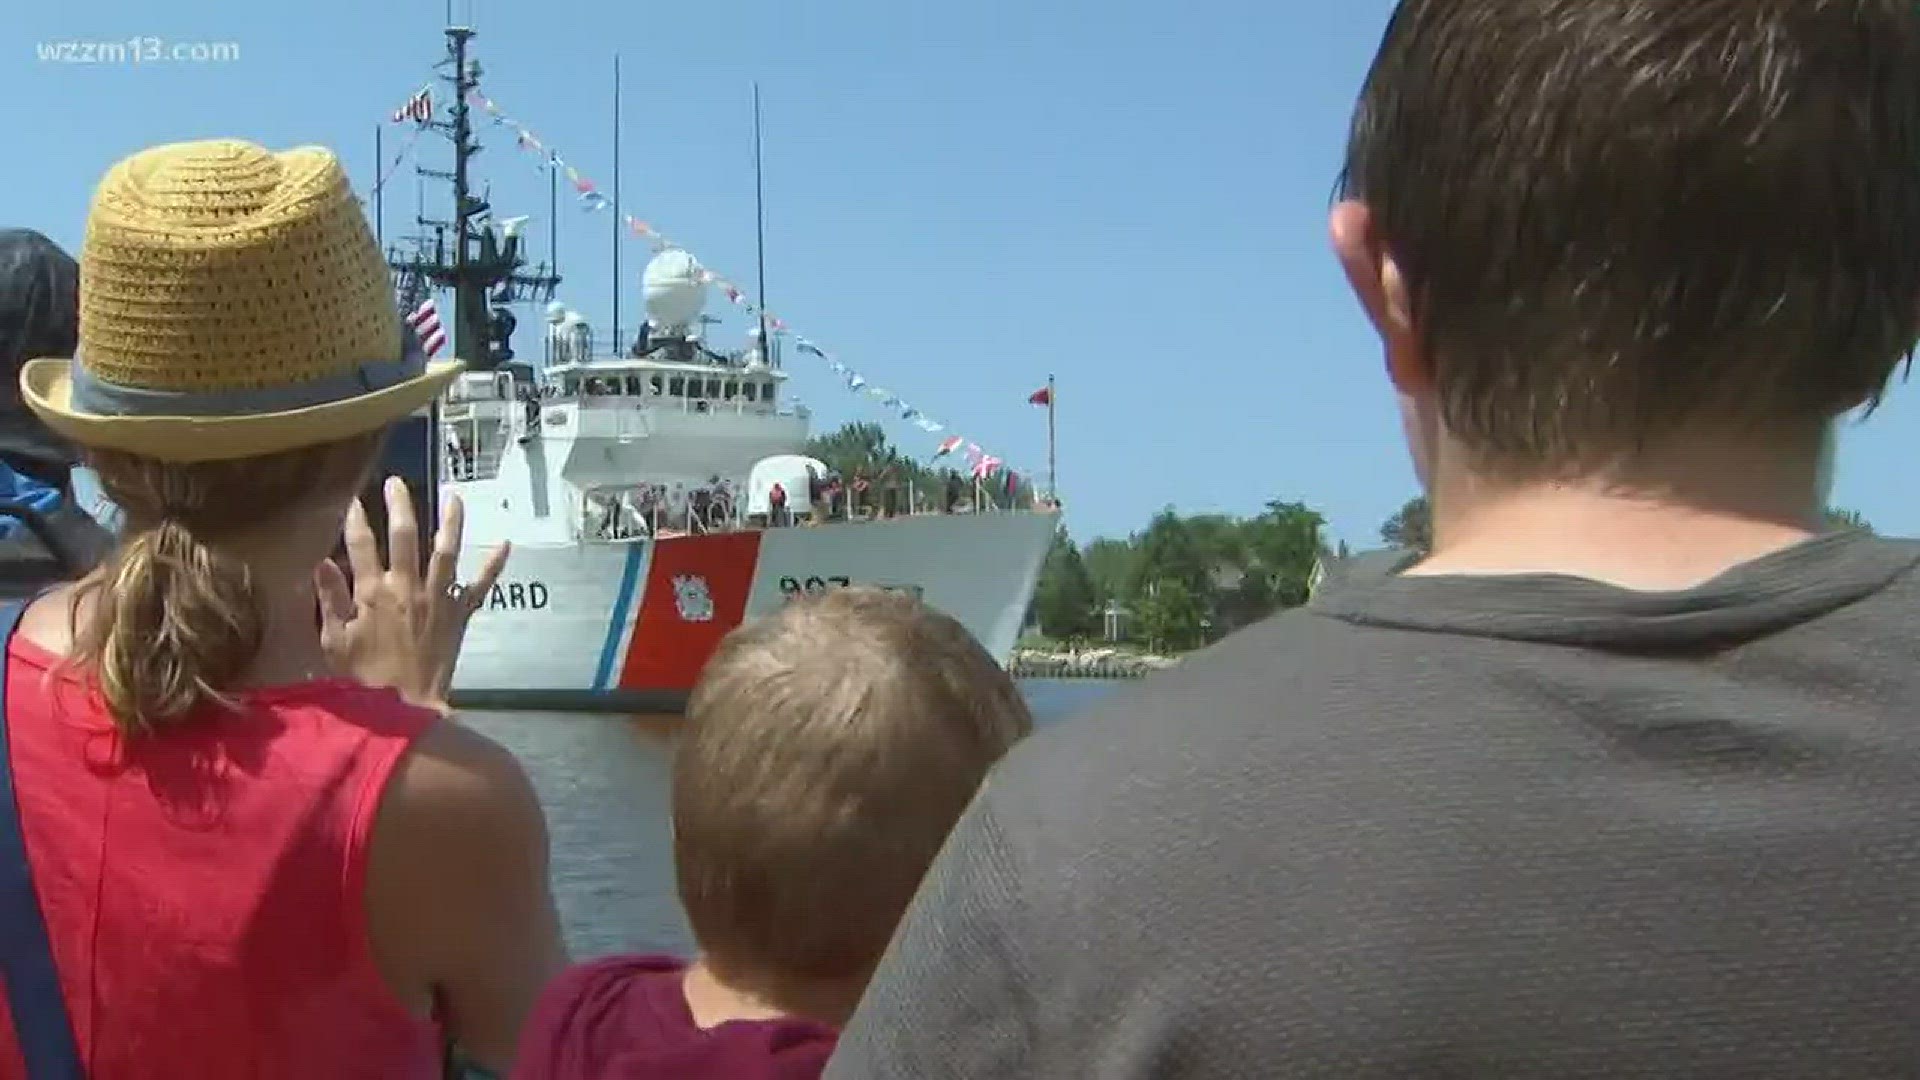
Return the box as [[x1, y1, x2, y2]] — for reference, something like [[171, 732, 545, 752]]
[[513, 586, 1032, 1079]]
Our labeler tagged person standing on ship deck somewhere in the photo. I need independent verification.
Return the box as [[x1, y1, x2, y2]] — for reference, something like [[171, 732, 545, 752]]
[[769, 481, 788, 527], [0, 139, 568, 1078]]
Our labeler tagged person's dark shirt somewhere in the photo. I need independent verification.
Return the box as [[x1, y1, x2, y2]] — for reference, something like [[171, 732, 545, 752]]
[[829, 534, 1920, 1077]]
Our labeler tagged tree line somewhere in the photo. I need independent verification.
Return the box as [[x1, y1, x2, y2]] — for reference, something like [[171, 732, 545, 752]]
[[1030, 500, 1340, 654], [1376, 495, 1874, 555], [811, 422, 1879, 655], [1033, 492, 1877, 656]]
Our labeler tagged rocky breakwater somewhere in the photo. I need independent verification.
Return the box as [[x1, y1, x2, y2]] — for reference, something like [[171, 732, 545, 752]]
[[1009, 647, 1177, 680]]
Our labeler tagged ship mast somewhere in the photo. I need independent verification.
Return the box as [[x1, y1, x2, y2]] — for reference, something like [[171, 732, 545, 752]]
[[612, 53, 622, 359], [386, 25, 561, 373], [753, 82, 774, 368], [448, 26, 484, 364]]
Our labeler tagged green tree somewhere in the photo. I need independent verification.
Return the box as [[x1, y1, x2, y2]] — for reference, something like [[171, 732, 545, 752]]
[[1380, 494, 1432, 553], [1068, 497, 1337, 649], [1083, 537, 1137, 603], [805, 421, 963, 512], [1032, 525, 1100, 639], [1245, 499, 1327, 607], [1126, 508, 1215, 610], [1823, 506, 1873, 533], [1181, 513, 1251, 570], [806, 420, 900, 476], [1133, 577, 1207, 654]]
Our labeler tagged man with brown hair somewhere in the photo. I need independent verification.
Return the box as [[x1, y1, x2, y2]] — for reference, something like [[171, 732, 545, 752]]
[[828, 3, 1920, 1076], [513, 586, 1032, 1080]]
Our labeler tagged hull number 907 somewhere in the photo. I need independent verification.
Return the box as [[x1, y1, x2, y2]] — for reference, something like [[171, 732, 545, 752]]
[[777, 576, 923, 601], [779, 575, 851, 598]]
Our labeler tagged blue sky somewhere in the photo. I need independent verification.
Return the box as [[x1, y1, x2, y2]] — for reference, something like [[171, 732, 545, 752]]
[[5, 0, 1915, 546]]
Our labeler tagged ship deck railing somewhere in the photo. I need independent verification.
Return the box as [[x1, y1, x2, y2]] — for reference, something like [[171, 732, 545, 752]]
[[572, 495, 1056, 544], [549, 391, 810, 421], [444, 450, 508, 483]]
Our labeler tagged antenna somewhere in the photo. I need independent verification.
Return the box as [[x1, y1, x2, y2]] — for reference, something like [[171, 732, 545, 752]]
[[612, 53, 622, 358], [753, 81, 772, 367], [374, 125, 384, 249]]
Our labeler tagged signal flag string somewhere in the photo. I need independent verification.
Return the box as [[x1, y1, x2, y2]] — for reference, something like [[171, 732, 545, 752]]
[[418, 86, 1046, 501]]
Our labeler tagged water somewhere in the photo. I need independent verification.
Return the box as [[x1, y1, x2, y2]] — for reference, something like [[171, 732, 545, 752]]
[[463, 678, 1125, 959]]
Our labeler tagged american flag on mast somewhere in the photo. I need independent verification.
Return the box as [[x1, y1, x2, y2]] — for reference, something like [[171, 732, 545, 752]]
[[390, 85, 433, 125], [406, 298, 447, 358]]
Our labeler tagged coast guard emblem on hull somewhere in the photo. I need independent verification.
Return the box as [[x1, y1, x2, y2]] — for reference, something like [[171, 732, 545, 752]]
[[672, 574, 715, 622]]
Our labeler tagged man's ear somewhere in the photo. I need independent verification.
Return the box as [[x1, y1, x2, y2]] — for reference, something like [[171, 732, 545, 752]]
[[1330, 200, 1431, 393], [1331, 200, 1392, 333]]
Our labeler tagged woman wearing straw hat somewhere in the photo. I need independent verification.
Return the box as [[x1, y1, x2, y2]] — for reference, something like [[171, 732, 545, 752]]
[[0, 140, 567, 1077]]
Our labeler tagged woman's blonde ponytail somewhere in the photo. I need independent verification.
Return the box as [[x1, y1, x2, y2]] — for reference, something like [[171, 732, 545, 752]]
[[78, 519, 265, 734], [65, 436, 383, 735]]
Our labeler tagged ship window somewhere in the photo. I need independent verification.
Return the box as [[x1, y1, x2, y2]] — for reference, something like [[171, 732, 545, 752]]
[[742, 382, 757, 402], [649, 375, 663, 395], [626, 376, 645, 395], [723, 380, 738, 400], [669, 376, 685, 396], [686, 378, 705, 399], [707, 379, 722, 398], [562, 375, 581, 395], [762, 381, 776, 402]]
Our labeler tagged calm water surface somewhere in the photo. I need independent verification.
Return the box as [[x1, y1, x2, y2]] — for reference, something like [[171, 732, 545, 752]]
[[464, 678, 1125, 958]]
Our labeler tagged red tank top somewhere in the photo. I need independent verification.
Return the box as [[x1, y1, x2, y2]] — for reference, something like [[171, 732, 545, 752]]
[[0, 636, 443, 1078]]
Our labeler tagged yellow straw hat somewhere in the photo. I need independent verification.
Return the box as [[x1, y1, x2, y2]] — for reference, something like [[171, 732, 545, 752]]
[[20, 139, 464, 462]]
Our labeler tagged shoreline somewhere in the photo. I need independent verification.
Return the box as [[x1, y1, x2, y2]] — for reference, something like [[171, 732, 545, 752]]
[[1008, 647, 1178, 680]]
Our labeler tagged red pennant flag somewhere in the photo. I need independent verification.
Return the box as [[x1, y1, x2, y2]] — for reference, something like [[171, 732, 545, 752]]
[[1028, 385, 1052, 407]]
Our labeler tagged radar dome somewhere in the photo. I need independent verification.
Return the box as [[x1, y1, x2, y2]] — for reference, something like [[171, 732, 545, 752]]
[[643, 249, 708, 329], [545, 300, 567, 323]]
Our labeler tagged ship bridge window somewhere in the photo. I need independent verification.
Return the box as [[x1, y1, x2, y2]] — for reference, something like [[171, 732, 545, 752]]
[[742, 382, 757, 402], [561, 374, 582, 396], [723, 380, 738, 401], [761, 381, 776, 402], [669, 376, 686, 397], [706, 379, 723, 399], [625, 376, 646, 396], [649, 374, 663, 395]]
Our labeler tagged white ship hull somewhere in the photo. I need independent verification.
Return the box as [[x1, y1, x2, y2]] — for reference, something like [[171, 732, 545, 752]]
[[447, 507, 1056, 711]]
